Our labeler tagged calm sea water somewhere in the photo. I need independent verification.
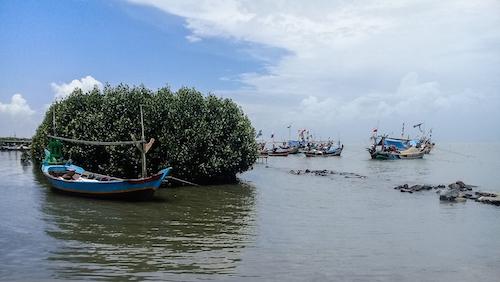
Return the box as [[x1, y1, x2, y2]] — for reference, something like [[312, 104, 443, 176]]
[[1, 143, 500, 281]]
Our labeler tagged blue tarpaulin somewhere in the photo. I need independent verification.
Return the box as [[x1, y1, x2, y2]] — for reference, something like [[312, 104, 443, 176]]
[[384, 139, 408, 150], [288, 140, 304, 147]]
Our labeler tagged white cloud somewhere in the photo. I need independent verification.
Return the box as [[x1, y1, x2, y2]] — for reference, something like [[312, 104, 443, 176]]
[[0, 94, 35, 116], [128, 0, 500, 140], [0, 94, 36, 137], [51, 75, 103, 100], [295, 73, 483, 122]]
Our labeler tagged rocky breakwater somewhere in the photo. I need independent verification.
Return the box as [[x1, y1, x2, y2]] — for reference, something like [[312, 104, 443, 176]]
[[394, 181, 500, 206], [289, 169, 366, 179]]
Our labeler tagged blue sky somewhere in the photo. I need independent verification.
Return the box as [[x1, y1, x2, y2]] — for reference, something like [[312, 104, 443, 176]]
[[1, 0, 500, 141], [0, 0, 269, 103]]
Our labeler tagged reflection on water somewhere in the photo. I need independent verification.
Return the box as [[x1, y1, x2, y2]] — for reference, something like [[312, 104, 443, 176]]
[[33, 166, 256, 280], [2, 144, 500, 281]]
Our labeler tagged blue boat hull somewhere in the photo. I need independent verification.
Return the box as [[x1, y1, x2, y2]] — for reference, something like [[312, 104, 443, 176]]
[[42, 164, 171, 199]]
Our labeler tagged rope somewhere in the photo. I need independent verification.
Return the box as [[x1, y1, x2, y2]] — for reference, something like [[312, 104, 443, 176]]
[[165, 176, 200, 186], [48, 135, 143, 146], [433, 146, 475, 158]]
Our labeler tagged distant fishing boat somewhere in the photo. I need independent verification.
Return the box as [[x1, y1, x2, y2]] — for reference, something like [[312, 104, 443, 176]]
[[304, 141, 343, 157], [287, 146, 299, 154], [42, 161, 171, 199], [0, 145, 18, 150], [257, 141, 268, 156], [0, 144, 29, 151], [268, 148, 289, 156], [305, 145, 343, 157], [279, 143, 299, 154], [368, 135, 424, 160]]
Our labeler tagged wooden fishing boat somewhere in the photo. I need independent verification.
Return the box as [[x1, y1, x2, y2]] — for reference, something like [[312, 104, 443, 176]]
[[305, 150, 322, 157], [305, 143, 343, 157], [368, 150, 400, 160], [41, 105, 173, 200], [287, 146, 299, 154], [42, 163, 171, 199], [398, 147, 425, 159], [268, 148, 289, 156], [368, 135, 424, 160]]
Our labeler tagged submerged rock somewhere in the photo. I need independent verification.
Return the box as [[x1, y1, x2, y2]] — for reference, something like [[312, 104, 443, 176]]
[[439, 189, 460, 201], [394, 180, 489, 205], [289, 169, 366, 179], [477, 196, 500, 206], [475, 191, 498, 197]]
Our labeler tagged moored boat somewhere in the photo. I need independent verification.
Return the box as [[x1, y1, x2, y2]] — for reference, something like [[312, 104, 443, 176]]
[[368, 150, 400, 160], [398, 147, 425, 159], [42, 162, 171, 200], [268, 148, 289, 156], [287, 146, 299, 154], [304, 142, 343, 157], [368, 135, 424, 160]]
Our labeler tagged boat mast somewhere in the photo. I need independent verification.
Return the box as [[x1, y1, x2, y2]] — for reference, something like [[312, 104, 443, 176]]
[[140, 105, 147, 178], [52, 109, 57, 136]]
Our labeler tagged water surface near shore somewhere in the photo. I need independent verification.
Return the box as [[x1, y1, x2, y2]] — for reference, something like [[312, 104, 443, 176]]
[[1, 143, 499, 281]]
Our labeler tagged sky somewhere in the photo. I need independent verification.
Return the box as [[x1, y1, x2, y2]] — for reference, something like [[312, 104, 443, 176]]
[[1, 0, 499, 141]]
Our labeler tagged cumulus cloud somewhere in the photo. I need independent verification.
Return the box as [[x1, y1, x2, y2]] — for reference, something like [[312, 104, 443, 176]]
[[0, 94, 35, 116], [51, 75, 103, 99], [0, 94, 36, 137], [295, 73, 483, 122], [129, 0, 500, 140]]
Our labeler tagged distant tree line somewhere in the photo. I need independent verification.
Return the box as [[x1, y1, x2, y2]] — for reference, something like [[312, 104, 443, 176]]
[[31, 84, 258, 184]]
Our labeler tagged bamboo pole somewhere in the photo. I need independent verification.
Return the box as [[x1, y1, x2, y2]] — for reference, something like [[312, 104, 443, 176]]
[[140, 105, 147, 178], [48, 135, 142, 146], [52, 110, 56, 136]]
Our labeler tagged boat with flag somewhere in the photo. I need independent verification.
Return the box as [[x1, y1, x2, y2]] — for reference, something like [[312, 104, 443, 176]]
[[367, 135, 425, 160], [305, 141, 344, 157]]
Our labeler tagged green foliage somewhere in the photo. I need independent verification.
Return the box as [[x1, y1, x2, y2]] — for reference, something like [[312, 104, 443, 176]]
[[31, 84, 258, 183]]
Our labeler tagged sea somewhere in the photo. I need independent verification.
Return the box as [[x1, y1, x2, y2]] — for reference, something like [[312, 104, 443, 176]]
[[1, 143, 500, 281]]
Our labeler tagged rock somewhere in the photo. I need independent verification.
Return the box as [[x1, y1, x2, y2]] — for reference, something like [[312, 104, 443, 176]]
[[477, 196, 500, 206], [401, 188, 413, 193], [422, 185, 433, 191], [448, 183, 461, 190], [475, 191, 498, 197], [464, 193, 474, 199], [410, 185, 423, 191], [456, 181, 466, 189], [394, 184, 409, 190], [439, 189, 460, 201]]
